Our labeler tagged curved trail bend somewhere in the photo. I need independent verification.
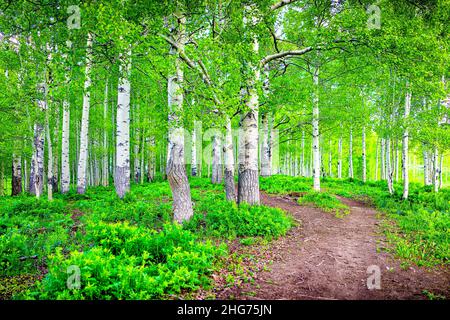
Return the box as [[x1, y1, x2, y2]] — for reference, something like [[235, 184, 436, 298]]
[[234, 192, 449, 300]]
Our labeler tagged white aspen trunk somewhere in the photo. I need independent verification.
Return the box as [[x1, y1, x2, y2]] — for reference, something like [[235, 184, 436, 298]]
[[46, 110, 53, 201], [211, 133, 223, 184], [102, 79, 109, 186], [328, 139, 332, 177], [24, 158, 28, 192], [61, 99, 70, 193], [114, 49, 132, 198], [133, 104, 140, 183], [439, 154, 443, 189], [402, 90, 411, 199], [433, 147, 439, 192], [167, 11, 193, 222], [12, 154, 22, 195], [191, 124, 197, 176], [375, 139, 379, 180], [386, 137, 394, 194], [312, 66, 320, 191], [33, 123, 45, 198], [260, 113, 271, 176], [381, 138, 386, 180], [224, 117, 236, 201], [362, 126, 366, 182], [348, 127, 354, 179], [423, 147, 430, 186], [139, 131, 145, 184], [238, 36, 260, 205], [395, 142, 399, 182], [76, 32, 93, 194], [147, 137, 155, 182], [338, 135, 342, 179], [300, 129, 305, 176]]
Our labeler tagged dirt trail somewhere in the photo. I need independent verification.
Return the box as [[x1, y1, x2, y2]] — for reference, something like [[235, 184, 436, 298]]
[[235, 193, 449, 300]]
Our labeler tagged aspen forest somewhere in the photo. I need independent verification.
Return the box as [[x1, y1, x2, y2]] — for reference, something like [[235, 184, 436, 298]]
[[0, 0, 449, 302]]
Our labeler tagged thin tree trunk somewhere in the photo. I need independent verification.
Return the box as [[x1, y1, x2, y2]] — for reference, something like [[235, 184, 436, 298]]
[[402, 89, 411, 199], [224, 117, 236, 201], [375, 138, 379, 180], [211, 133, 223, 184], [433, 147, 439, 192], [301, 129, 305, 176], [260, 113, 271, 176], [133, 104, 140, 183], [381, 138, 385, 180], [61, 99, 70, 193], [76, 32, 93, 194], [114, 49, 132, 198], [191, 122, 197, 176], [12, 154, 22, 196], [349, 126, 353, 179], [386, 137, 394, 194], [423, 147, 430, 186], [328, 138, 332, 177], [46, 110, 53, 201], [33, 123, 45, 198], [362, 126, 366, 182], [338, 135, 342, 179], [312, 66, 320, 191], [102, 79, 109, 186]]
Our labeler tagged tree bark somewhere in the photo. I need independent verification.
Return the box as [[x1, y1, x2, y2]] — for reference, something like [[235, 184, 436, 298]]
[[312, 66, 320, 191], [337, 135, 342, 179], [386, 137, 394, 194], [61, 99, 70, 193], [423, 147, 430, 186], [167, 10, 193, 223], [375, 138, 379, 180], [348, 127, 353, 179], [224, 117, 236, 201], [432, 147, 439, 192], [76, 32, 93, 194], [32, 123, 44, 198], [362, 126, 366, 182], [260, 113, 271, 176], [114, 49, 132, 199], [12, 154, 22, 196], [191, 122, 197, 176], [238, 34, 260, 205], [102, 79, 109, 186], [402, 89, 411, 199], [211, 133, 223, 184], [46, 109, 53, 201]]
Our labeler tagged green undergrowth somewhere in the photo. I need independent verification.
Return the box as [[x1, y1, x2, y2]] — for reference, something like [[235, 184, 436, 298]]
[[260, 175, 449, 267], [297, 191, 350, 218], [0, 178, 293, 299]]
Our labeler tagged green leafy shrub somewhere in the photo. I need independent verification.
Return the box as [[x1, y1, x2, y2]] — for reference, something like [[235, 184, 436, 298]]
[[260, 175, 311, 194], [23, 223, 227, 300], [187, 199, 294, 239]]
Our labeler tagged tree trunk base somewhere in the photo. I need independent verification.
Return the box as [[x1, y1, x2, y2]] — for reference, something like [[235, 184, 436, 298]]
[[238, 169, 260, 205]]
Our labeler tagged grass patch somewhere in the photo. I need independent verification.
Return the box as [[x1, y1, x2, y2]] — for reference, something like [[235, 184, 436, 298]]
[[297, 191, 350, 218]]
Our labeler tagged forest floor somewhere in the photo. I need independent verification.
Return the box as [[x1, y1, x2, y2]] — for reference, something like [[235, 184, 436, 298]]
[[216, 192, 449, 300]]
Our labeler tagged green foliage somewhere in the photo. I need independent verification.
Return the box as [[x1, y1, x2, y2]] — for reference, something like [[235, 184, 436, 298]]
[[297, 191, 350, 218], [23, 223, 226, 300], [260, 175, 311, 194], [187, 193, 294, 239], [0, 197, 72, 276]]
